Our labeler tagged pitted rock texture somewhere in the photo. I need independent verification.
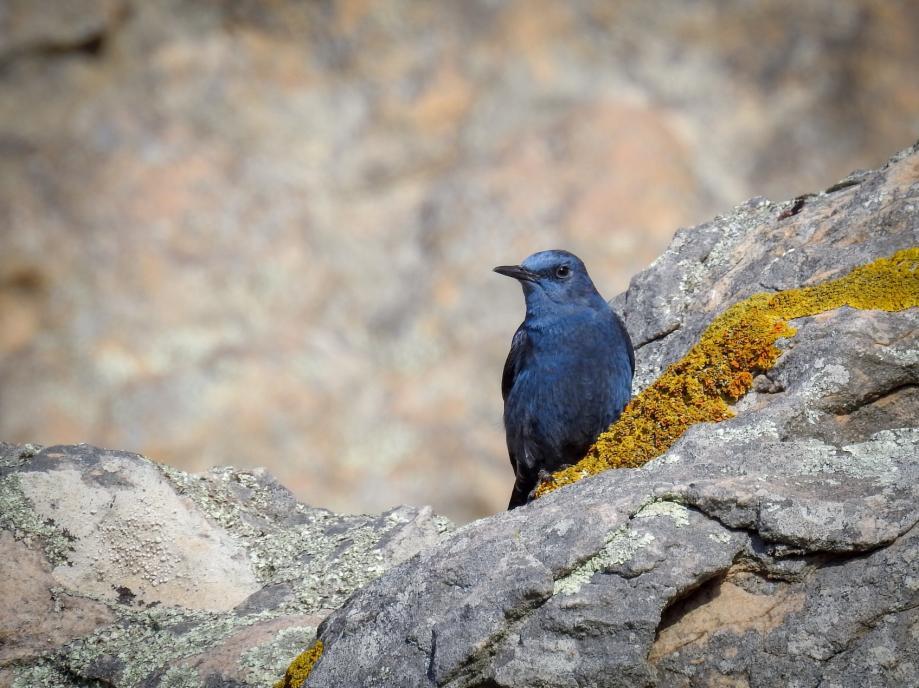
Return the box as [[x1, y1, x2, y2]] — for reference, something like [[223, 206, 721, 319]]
[[2, 146, 917, 687], [2, 0, 919, 522], [301, 146, 919, 686], [0, 443, 452, 688]]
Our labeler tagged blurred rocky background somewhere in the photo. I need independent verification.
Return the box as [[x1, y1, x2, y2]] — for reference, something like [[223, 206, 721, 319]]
[[1, 0, 917, 522]]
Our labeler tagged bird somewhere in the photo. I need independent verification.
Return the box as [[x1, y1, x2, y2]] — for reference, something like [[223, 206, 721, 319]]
[[494, 250, 634, 509]]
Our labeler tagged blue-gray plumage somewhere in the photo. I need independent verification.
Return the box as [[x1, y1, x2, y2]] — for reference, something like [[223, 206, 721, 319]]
[[495, 250, 634, 509]]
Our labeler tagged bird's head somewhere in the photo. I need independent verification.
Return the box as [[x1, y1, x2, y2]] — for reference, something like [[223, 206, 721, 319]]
[[494, 250, 605, 316]]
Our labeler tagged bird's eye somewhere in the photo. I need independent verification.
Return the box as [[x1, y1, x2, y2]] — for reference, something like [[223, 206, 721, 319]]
[[555, 265, 571, 279]]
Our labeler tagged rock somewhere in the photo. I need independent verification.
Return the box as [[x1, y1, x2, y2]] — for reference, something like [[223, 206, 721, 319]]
[[0, 0, 123, 59], [2, 0, 919, 521], [300, 144, 919, 686], [1, 140, 917, 688], [0, 443, 452, 687]]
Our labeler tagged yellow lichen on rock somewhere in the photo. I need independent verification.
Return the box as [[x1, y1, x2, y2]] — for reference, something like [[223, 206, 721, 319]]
[[274, 639, 324, 688], [535, 247, 919, 497]]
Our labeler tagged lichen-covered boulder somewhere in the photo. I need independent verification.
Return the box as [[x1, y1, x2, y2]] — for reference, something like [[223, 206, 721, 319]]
[[0, 444, 452, 687], [297, 144, 919, 687], [3, 140, 917, 687]]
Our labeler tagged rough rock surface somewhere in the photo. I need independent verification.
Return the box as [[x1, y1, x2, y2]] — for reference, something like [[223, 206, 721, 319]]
[[3, 1, 919, 521], [302, 146, 919, 686], [2, 146, 917, 687], [0, 443, 452, 687]]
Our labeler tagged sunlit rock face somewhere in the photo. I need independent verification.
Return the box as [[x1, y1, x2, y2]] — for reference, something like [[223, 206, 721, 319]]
[[0, 142, 916, 688], [2, 0, 918, 521], [296, 144, 919, 688], [0, 441, 452, 687]]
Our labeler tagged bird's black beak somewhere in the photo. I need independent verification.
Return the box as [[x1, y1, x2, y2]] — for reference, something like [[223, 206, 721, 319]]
[[493, 265, 538, 282]]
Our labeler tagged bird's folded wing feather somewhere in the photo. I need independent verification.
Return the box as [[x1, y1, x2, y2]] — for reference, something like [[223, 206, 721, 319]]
[[501, 323, 529, 402], [612, 310, 635, 375]]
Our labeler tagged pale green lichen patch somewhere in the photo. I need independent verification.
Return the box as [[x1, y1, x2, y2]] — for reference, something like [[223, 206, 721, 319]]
[[158, 464, 312, 582], [0, 442, 40, 469], [158, 666, 204, 688], [11, 662, 75, 688], [708, 531, 734, 544], [159, 464, 410, 611], [552, 499, 689, 597], [63, 606, 242, 687], [839, 428, 916, 485], [0, 474, 75, 566], [790, 429, 916, 487], [634, 500, 691, 527], [240, 626, 317, 687], [553, 528, 655, 596], [43, 603, 317, 688]]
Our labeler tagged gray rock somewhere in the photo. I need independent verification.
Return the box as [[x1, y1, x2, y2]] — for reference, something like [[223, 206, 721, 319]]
[[304, 144, 919, 686], [0, 443, 452, 687], [2, 144, 917, 687]]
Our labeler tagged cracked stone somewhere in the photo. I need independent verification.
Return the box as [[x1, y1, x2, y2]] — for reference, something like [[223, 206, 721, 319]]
[[305, 142, 919, 687]]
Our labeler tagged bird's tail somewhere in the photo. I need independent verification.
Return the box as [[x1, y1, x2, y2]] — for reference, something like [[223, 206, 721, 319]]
[[507, 480, 530, 510]]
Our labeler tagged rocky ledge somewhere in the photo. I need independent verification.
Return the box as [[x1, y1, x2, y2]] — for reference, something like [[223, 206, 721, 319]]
[[2, 142, 918, 688], [0, 445, 451, 687]]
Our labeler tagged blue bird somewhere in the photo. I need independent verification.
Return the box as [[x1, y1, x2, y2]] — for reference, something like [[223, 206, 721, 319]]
[[494, 250, 634, 509]]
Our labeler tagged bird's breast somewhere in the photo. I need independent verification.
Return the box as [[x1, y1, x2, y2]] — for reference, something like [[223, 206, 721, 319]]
[[508, 315, 631, 417]]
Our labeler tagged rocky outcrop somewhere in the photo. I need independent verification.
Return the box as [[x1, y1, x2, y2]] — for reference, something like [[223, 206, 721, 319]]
[[0, 444, 451, 687], [3, 0, 919, 521], [2, 142, 917, 687], [298, 145, 919, 687]]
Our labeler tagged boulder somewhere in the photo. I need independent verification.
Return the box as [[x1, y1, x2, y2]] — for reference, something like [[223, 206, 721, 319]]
[[2, 142, 917, 687], [302, 144, 919, 687], [0, 444, 451, 687]]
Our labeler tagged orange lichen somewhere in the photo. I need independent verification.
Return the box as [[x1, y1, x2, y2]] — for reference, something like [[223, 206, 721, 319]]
[[535, 247, 919, 497], [274, 639, 323, 688]]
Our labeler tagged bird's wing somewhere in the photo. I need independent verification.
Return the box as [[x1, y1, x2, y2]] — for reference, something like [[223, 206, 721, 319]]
[[612, 310, 635, 375], [502, 324, 530, 484], [626, 328, 635, 375], [501, 323, 529, 402]]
